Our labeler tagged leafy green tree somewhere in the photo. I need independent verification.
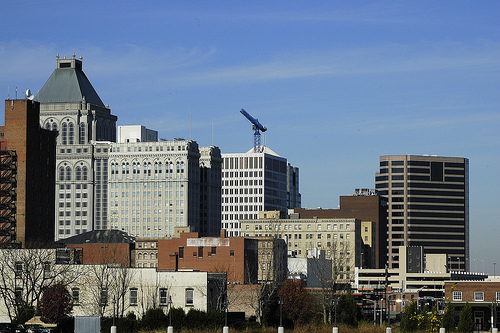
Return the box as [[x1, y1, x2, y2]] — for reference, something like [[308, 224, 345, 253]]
[[442, 302, 456, 332], [338, 291, 359, 327], [37, 282, 73, 324], [400, 301, 419, 332], [457, 302, 474, 333]]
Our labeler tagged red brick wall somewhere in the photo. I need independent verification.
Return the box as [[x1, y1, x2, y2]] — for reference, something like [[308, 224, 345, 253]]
[[445, 281, 500, 302], [66, 243, 131, 267], [157, 233, 255, 284], [2, 100, 56, 247]]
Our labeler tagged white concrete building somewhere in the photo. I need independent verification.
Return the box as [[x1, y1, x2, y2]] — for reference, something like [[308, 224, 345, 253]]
[[0, 247, 226, 322], [221, 147, 300, 237], [117, 125, 158, 143], [108, 139, 222, 238], [70, 268, 226, 318]]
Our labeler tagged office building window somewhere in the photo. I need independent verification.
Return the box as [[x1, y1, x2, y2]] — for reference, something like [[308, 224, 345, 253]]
[[185, 288, 194, 306], [72, 288, 80, 305], [159, 288, 168, 306], [130, 288, 138, 306], [474, 292, 484, 301]]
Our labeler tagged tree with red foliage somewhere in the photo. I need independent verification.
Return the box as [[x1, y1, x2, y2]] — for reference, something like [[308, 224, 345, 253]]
[[38, 282, 73, 324], [278, 279, 317, 327]]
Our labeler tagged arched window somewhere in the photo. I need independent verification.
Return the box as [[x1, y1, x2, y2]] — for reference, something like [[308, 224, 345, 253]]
[[52, 122, 58, 132], [68, 123, 74, 145], [65, 166, 71, 181], [122, 163, 126, 179], [59, 167, 65, 181], [61, 123, 67, 145], [45, 122, 50, 130], [80, 123, 86, 144], [82, 167, 88, 181], [75, 167, 82, 181], [138, 253, 142, 260]]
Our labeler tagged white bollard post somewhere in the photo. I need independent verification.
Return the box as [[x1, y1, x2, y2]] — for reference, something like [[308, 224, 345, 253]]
[[332, 326, 339, 333], [278, 327, 284, 333], [167, 326, 174, 333], [223, 326, 229, 333], [386, 327, 392, 333], [110, 326, 117, 333], [439, 328, 445, 333], [493, 328, 498, 333]]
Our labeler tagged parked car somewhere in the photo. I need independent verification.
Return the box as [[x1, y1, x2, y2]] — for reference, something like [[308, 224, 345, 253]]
[[23, 324, 42, 333], [0, 323, 17, 333], [14, 325, 27, 333]]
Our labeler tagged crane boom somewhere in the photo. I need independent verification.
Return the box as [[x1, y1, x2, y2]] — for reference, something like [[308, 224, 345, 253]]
[[240, 109, 267, 132], [240, 109, 267, 152]]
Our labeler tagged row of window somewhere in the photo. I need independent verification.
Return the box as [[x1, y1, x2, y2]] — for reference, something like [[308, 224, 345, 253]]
[[58, 166, 89, 181], [453, 291, 500, 302], [248, 223, 351, 231], [71, 287, 193, 307], [177, 246, 227, 259], [223, 171, 263, 178], [112, 144, 189, 153]]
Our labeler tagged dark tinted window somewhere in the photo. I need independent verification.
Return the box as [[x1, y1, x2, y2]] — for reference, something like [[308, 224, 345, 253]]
[[431, 162, 443, 181]]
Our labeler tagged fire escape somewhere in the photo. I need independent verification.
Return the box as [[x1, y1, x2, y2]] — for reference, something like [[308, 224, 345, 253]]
[[0, 149, 17, 247]]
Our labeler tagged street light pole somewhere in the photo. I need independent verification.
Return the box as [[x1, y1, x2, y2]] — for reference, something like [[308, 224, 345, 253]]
[[111, 297, 116, 333], [223, 299, 229, 333], [278, 297, 284, 333], [167, 296, 173, 333], [494, 263, 496, 278]]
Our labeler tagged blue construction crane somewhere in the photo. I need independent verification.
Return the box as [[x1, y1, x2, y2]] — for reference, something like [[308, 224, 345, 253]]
[[240, 109, 267, 152]]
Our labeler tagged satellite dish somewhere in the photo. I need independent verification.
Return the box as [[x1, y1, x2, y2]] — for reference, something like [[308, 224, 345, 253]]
[[25, 89, 34, 100]]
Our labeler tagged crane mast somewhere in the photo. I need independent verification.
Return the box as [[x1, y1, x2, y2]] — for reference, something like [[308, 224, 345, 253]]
[[240, 109, 267, 153]]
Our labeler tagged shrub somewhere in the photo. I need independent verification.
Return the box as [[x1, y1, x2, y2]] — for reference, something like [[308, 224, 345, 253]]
[[140, 307, 167, 330]]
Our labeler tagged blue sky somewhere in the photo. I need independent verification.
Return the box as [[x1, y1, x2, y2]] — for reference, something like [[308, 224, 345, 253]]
[[1, 1, 499, 273]]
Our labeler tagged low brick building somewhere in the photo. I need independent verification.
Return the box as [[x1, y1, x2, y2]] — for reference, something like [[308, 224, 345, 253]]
[[59, 230, 134, 267], [157, 230, 259, 284], [445, 280, 500, 331]]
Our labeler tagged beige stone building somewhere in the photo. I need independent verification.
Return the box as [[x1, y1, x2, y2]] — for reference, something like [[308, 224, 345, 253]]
[[240, 217, 371, 280]]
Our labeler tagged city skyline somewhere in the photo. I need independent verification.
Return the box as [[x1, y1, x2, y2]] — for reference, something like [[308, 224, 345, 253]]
[[0, 2, 498, 272]]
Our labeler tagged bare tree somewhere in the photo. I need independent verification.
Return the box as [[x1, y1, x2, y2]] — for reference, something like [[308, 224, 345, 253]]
[[78, 244, 135, 317], [0, 247, 82, 321], [308, 240, 352, 324]]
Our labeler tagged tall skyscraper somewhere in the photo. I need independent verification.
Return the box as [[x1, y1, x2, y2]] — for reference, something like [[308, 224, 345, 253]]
[[375, 155, 469, 271], [36, 54, 118, 240], [221, 147, 300, 237]]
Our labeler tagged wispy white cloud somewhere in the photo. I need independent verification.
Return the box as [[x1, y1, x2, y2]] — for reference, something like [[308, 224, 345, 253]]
[[172, 41, 500, 85]]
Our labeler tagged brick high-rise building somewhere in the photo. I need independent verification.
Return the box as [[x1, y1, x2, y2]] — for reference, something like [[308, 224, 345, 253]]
[[0, 99, 56, 247], [375, 155, 469, 271]]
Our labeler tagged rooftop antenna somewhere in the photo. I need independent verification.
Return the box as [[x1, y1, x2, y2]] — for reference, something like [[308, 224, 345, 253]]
[[211, 107, 214, 146], [15, 87, 17, 99]]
